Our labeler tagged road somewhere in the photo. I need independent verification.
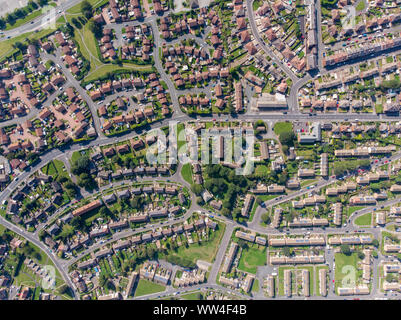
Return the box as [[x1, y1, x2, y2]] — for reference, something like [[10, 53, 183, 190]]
[[246, 0, 299, 83], [0, 0, 83, 40]]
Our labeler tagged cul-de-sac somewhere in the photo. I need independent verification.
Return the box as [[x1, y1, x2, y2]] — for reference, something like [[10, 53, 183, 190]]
[[0, 0, 400, 301]]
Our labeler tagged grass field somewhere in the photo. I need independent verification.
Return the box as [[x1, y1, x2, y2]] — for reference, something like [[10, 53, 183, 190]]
[[66, 0, 109, 15], [84, 63, 154, 82], [180, 292, 203, 300], [164, 223, 226, 264], [181, 163, 193, 185], [273, 122, 293, 136], [134, 279, 166, 297], [237, 244, 266, 274], [41, 160, 67, 178], [278, 266, 292, 296], [177, 123, 187, 153], [354, 212, 372, 226], [346, 206, 365, 216], [71, 150, 89, 164], [334, 252, 362, 293]]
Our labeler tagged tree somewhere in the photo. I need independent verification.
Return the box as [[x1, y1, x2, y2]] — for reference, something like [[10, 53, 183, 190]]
[[81, 0, 93, 19], [88, 19, 102, 38], [191, 183, 204, 195], [357, 251, 365, 260], [279, 131, 296, 146], [283, 247, 292, 257], [196, 196, 204, 205], [71, 17, 81, 29], [78, 172, 96, 189], [261, 213, 271, 225], [340, 244, 351, 256], [386, 273, 397, 283], [38, 230, 47, 241], [99, 207, 111, 219], [221, 208, 231, 217], [237, 239, 248, 250], [0, 18, 6, 29], [98, 273, 108, 287], [130, 196, 143, 210], [58, 284, 69, 295], [372, 239, 379, 248], [28, 1, 39, 10], [71, 155, 90, 175]]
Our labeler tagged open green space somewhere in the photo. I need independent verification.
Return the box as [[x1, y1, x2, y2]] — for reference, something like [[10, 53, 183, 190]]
[[273, 122, 293, 136], [84, 63, 154, 82], [180, 292, 204, 300], [134, 279, 166, 297], [347, 206, 365, 216], [181, 163, 193, 185], [334, 252, 361, 293], [41, 160, 67, 178], [252, 279, 259, 293], [354, 212, 372, 226], [237, 244, 266, 274], [160, 223, 226, 266]]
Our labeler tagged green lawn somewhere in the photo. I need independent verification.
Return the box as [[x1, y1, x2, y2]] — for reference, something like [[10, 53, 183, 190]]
[[354, 212, 372, 226], [252, 0, 262, 10], [252, 278, 259, 293], [356, 0, 365, 11], [180, 292, 203, 300], [41, 160, 67, 177], [181, 163, 193, 185], [273, 122, 293, 136], [237, 244, 266, 274], [334, 252, 362, 293], [375, 104, 383, 114], [257, 195, 279, 202], [71, 150, 89, 163], [162, 223, 226, 265], [177, 123, 187, 153], [134, 279, 165, 297], [84, 63, 153, 82]]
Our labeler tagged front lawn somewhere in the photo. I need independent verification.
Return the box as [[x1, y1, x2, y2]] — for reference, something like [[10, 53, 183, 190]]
[[181, 163, 193, 185]]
